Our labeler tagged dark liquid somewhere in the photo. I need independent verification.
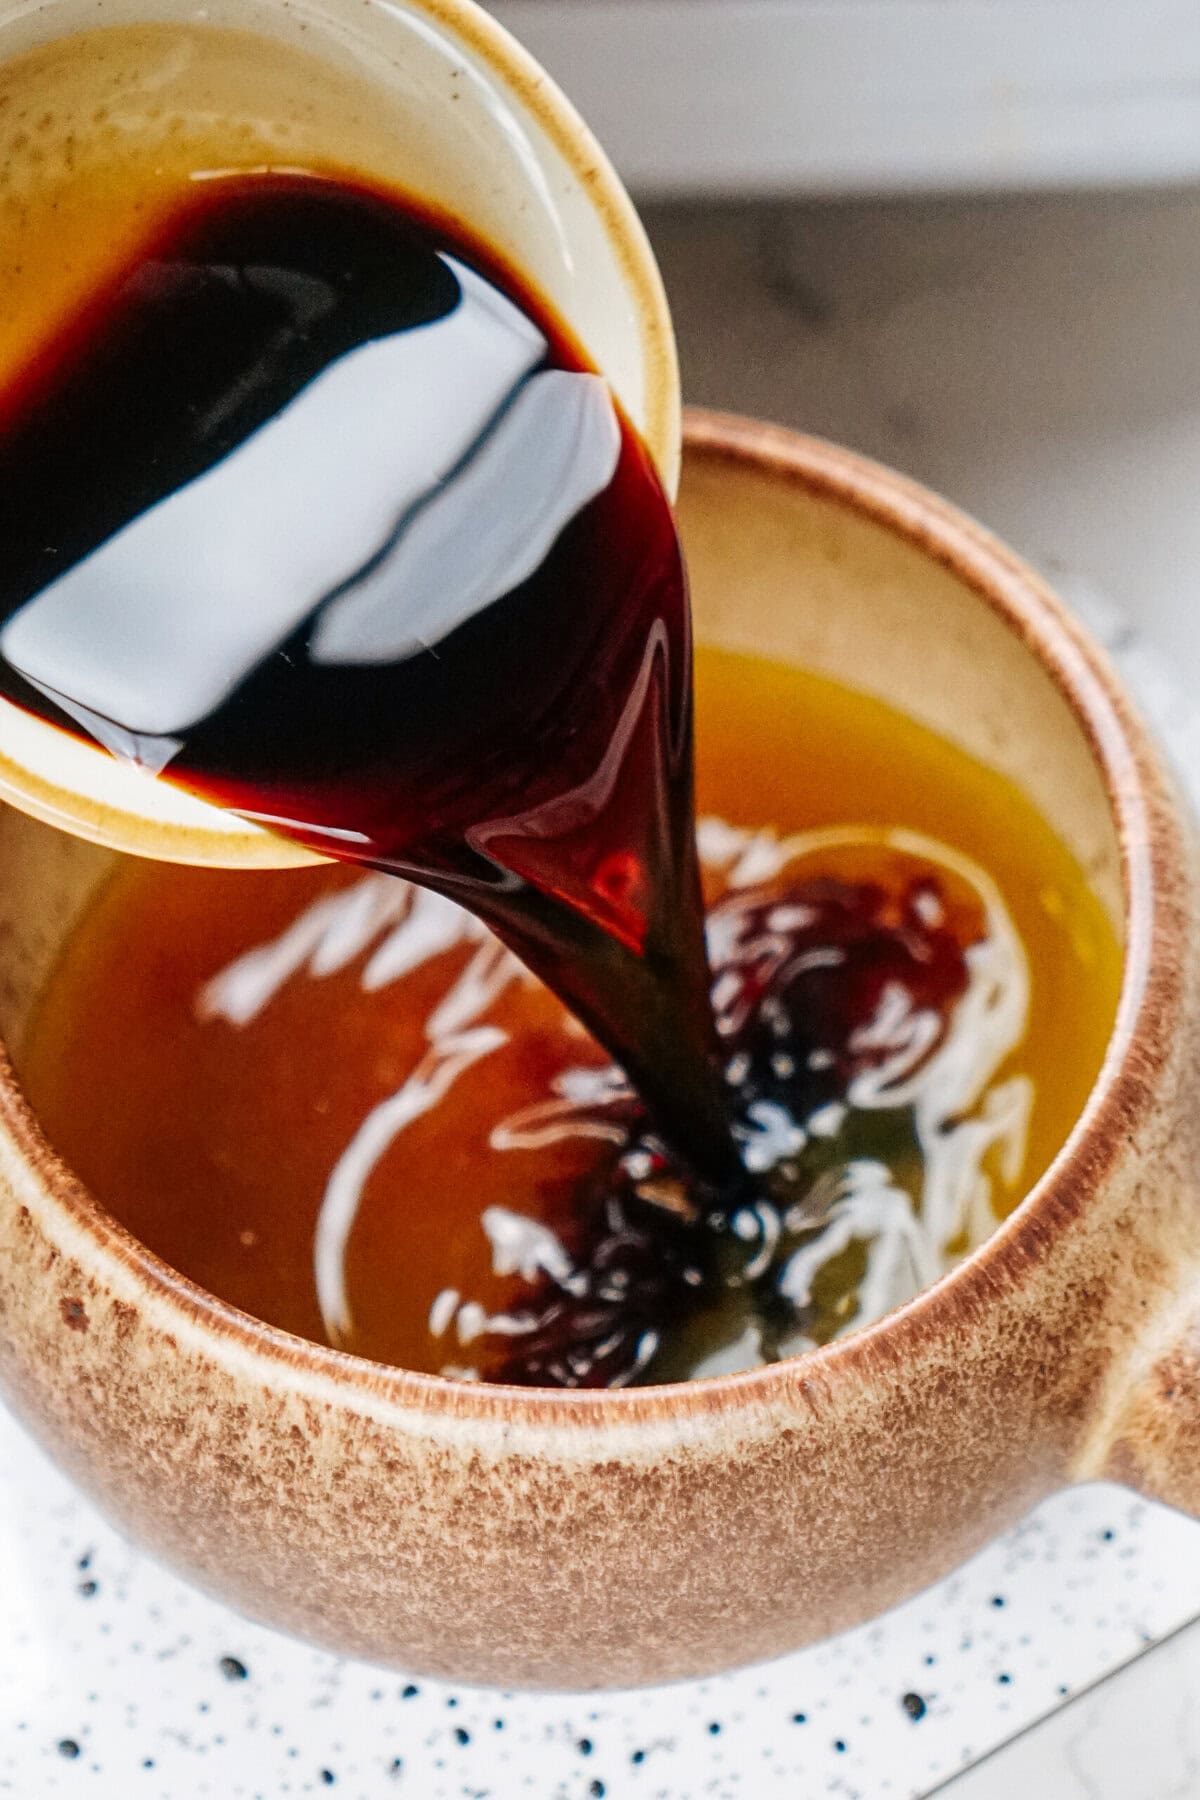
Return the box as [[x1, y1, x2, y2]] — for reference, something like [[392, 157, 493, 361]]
[[0, 172, 736, 1180], [17, 652, 1124, 1386], [1, 170, 1123, 1388], [461, 858, 982, 1386]]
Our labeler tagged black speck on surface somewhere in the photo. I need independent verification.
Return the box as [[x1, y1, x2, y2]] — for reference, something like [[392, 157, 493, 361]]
[[834, 1739, 847, 1754], [589, 1783, 605, 1799], [1058, 1684, 1070, 1697], [77, 1580, 98, 1598], [990, 1595, 1006, 1608], [997, 1673, 1012, 1685], [389, 1757, 403, 1776], [1102, 1529, 1115, 1542], [901, 1693, 926, 1721], [493, 1719, 505, 1732], [77, 1551, 92, 1571], [142, 1760, 155, 1770], [631, 1748, 646, 1765], [319, 1771, 335, 1786], [453, 1727, 470, 1747], [401, 1685, 419, 1700], [577, 1738, 593, 1756], [218, 1656, 249, 1682], [446, 1696, 459, 1709], [707, 1722, 722, 1736], [791, 1713, 807, 1725], [924, 1654, 936, 1667], [57, 1740, 81, 1759]]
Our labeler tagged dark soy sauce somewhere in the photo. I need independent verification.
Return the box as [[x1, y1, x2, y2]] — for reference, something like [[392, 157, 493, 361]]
[[0, 172, 738, 1183], [470, 866, 980, 1386], [7, 169, 1099, 1389]]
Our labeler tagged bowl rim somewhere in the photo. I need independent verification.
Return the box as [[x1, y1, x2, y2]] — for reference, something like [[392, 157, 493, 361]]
[[0, 407, 1178, 1432]]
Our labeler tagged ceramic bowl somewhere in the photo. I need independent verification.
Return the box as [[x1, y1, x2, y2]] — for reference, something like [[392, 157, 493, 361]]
[[0, 411, 1196, 1687]]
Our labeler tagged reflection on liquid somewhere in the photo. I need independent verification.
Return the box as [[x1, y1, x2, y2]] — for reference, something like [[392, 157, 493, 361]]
[[199, 818, 1032, 1378]]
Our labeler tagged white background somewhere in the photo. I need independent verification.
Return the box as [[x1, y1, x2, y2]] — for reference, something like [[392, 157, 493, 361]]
[[494, 1, 1200, 198]]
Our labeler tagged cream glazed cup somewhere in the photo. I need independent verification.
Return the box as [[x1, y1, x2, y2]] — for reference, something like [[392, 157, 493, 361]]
[[0, 0, 680, 865], [0, 410, 1197, 1687]]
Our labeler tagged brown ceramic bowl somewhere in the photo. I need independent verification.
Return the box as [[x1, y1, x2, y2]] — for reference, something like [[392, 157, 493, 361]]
[[0, 411, 1197, 1689]]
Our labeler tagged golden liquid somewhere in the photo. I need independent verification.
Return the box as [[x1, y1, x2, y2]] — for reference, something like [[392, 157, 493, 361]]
[[18, 648, 1121, 1377]]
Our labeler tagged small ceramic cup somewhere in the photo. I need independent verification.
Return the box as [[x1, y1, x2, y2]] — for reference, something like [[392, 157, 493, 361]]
[[0, 411, 1196, 1688], [0, 0, 678, 866]]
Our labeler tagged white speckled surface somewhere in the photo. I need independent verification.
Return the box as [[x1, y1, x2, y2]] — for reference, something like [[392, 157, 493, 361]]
[[4, 186, 1200, 1798], [2, 1404, 1199, 1799]]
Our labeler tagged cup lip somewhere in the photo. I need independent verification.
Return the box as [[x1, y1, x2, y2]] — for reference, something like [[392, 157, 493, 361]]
[[399, 0, 681, 492], [0, 0, 680, 867], [0, 408, 1179, 1432]]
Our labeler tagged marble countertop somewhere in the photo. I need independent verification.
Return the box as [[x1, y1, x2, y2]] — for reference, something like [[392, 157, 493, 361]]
[[4, 184, 1200, 1799], [942, 1618, 1200, 1800]]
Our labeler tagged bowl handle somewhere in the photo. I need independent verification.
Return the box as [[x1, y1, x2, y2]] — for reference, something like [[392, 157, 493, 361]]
[[1090, 1265, 1200, 1515]]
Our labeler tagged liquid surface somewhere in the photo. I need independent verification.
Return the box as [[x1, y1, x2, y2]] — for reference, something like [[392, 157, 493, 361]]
[[0, 60, 1122, 1384], [0, 165, 731, 1177], [21, 653, 1122, 1383]]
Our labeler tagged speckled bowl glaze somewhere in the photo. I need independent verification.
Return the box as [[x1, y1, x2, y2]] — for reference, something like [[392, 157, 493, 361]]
[[0, 413, 1197, 1689]]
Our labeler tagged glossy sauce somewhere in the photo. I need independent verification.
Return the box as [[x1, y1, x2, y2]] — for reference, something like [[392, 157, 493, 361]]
[[0, 106, 1122, 1385], [0, 169, 733, 1178], [20, 652, 1122, 1383]]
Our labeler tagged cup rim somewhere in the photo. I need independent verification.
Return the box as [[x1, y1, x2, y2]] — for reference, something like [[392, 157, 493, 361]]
[[0, 0, 680, 866], [406, 0, 680, 490], [0, 408, 1178, 1429]]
